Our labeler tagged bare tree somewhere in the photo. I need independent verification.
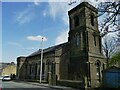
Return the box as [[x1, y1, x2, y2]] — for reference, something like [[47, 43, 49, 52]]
[[98, 1, 120, 37], [117, 31, 120, 45], [102, 35, 117, 67]]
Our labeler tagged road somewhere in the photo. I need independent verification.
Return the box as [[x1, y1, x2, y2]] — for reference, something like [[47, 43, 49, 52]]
[[1, 81, 57, 90]]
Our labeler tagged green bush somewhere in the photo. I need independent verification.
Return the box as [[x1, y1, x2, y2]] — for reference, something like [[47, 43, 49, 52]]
[[109, 52, 120, 67]]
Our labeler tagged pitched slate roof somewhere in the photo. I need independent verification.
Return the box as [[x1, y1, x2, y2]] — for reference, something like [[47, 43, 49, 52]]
[[27, 42, 68, 57]]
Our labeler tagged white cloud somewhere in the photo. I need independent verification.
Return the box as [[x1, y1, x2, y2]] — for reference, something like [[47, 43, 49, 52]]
[[27, 35, 47, 41], [47, 2, 60, 20], [34, 0, 40, 5], [45, 2, 77, 45], [55, 29, 69, 45], [46, 2, 85, 26], [47, 2, 70, 24], [15, 5, 35, 25]]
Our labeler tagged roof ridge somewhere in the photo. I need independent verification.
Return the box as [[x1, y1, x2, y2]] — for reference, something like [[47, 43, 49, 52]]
[[27, 42, 68, 57]]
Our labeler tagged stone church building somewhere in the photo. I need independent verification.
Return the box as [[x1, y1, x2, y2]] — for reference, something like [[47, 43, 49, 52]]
[[17, 2, 106, 88]]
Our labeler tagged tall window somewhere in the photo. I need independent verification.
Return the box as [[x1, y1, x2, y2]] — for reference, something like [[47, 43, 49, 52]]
[[76, 34, 80, 46], [52, 63, 55, 74], [99, 36, 102, 53], [75, 33, 80, 46], [48, 62, 51, 72], [42, 63, 45, 74], [91, 14, 94, 26], [93, 32, 96, 46], [103, 63, 105, 70], [74, 15, 79, 27], [95, 60, 101, 82], [29, 64, 31, 74], [35, 64, 37, 79]]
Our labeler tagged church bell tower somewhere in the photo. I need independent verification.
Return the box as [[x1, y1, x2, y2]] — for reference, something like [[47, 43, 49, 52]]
[[68, 2, 105, 88]]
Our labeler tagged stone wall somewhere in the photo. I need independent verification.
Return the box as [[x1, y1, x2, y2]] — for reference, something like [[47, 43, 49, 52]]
[[17, 57, 26, 80]]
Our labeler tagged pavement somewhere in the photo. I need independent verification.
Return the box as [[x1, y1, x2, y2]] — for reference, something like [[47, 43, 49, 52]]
[[15, 80, 120, 90], [25, 81, 78, 90], [14, 80, 79, 90]]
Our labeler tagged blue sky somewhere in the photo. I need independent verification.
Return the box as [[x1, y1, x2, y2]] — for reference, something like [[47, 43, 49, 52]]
[[2, 1, 75, 63], [1, 0, 113, 63]]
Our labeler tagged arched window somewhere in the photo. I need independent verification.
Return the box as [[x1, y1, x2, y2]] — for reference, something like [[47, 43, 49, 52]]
[[76, 34, 80, 46], [95, 60, 101, 82], [90, 14, 94, 26], [75, 33, 80, 46]]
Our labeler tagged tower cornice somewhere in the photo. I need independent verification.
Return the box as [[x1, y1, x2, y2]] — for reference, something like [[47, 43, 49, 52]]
[[68, 2, 98, 15]]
